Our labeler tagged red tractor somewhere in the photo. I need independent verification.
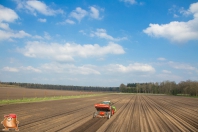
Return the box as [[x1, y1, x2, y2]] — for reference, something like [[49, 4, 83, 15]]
[[93, 101, 116, 119]]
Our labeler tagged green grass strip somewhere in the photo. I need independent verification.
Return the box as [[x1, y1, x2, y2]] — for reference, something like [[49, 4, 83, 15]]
[[176, 94, 198, 98], [0, 93, 109, 105]]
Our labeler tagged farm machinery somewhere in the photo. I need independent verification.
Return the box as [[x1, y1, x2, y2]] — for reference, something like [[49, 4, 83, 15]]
[[93, 101, 116, 119]]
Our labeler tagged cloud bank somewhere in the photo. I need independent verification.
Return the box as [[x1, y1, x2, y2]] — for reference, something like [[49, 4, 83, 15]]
[[17, 41, 125, 62], [143, 2, 198, 43]]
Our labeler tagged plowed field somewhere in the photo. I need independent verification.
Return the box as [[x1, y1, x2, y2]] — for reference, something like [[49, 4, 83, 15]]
[[0, 93, 197, 132], [0, 86, 99, 100]]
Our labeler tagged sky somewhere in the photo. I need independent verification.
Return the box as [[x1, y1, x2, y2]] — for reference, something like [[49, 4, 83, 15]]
[[0, 0, 198, 87]]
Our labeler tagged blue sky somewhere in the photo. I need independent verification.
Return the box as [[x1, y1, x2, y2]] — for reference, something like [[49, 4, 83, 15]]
[[0, 0, 198, 87]]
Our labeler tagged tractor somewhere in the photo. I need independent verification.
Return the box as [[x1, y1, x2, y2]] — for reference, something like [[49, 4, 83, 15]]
[[93, 101, 116, 119]]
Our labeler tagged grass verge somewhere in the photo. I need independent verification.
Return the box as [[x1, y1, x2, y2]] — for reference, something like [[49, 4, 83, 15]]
[[176, 94, 198, 98], [0, 94, 108, 105]]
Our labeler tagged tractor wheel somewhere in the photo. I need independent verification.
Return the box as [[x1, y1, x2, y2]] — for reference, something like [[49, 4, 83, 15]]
[[93, 112, 96, 118], [107, 113, 111, 119]]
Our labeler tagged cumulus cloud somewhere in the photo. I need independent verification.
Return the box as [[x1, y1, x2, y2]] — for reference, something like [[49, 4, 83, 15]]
[[0, 23, 10, 30], [162, 70, 172, 74], [2, 67, 19, 72], [66, 19, 75, 24], [44, 32, 51, 40], [38, 18, 46, 22], [56, 19, 76, 25], [21, 66, 41, 73], [157, 57, 166, 61], [15, 0, 63, 16], [89, 6, 103, 20], [0, 30, 31, 41], [40, 63, 100, 75], [0, 5, 19, 30], [90, 28, 127, 41], [17, 41, 125, 62], [2, 66, 41, 73], [106, 63, 155, 73], [168, 61, 198, 72], [21, 62, 154, 75], [120, 0, 137, 4], [32, 35, 43, 39], [89, 6, 100, 19], [0, 5, 42, 41], [143, 2, 198, 43], [70, 7, 88, 22], [0, 5, 18, 23], [68, 6, 103, 23]]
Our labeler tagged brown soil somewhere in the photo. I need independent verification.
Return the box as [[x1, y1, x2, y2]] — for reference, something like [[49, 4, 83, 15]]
[[0, 86, 101, 100], [0, 92, 197, 132]]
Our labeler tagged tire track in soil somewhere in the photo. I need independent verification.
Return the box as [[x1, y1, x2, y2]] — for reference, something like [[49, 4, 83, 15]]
[[52, 95, 126, 132], [70, 118, 107, 132], [146, 95, 198, 131], [18, 103, 93, 131], [149, 96, 198, 128], [34, 94, 125, 132], [0, 94, 197, 132], [97, 95, 136, 132], [142, 96, 177, 132], [139, 95, 152, 132], [0, 94, 116, 132], [68, 94, 129, 132]]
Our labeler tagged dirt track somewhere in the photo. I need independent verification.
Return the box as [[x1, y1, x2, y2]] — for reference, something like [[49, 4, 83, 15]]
[[0, 93, 197, 132]]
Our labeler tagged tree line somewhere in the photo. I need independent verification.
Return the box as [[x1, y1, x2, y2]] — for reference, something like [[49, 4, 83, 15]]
[[1, 82, 119, 92], [1, 80, 197, 96], [120, 80, 198, 96]]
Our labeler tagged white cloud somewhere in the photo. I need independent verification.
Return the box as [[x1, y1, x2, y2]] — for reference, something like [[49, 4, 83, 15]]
[[90, 28, 127, 41], [0, 5, 18, 22], [15, 0, 63, 16], [157, 57, 166, 61], [69, 65, 101, 75], [79, 30, 86, 35], [40, 63, 100, 75], [162, 70, 172, 74], [17, 41, 125, 62], [179, 2, 198, 18], [70, 7, 88, 22], [21, 66, 41, 73], [44, 32, 51, 40], [64, 6, 103, 23], [120, 0, 137, 4], [0, 30, 31, 41], [32, 35, 43, 39], [89, 6, 103, 20], [143, 2, 198, 43], [168, 5, 180, 18], [168, 61, 198, 72], [66, 19, 75, 24], [2, 66, 41, 73], [0, 5, 43, 41], [2, 67, 19, 72], [0, 22, 10, 30], [56, 19, 75, 25], [38, 18, 46, 22], [0, 5, 19, 30], [30, 62, 154, 75], [106, 63, 155, 73], [89, 6, 99, 19], [173, 14, 179, 18]]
